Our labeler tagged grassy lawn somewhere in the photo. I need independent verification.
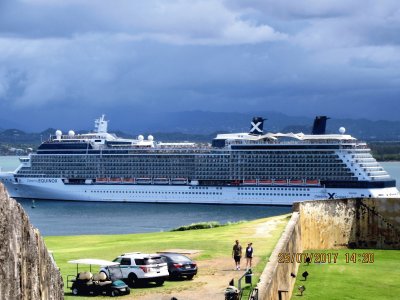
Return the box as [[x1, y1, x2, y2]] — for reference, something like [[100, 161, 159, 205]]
[[291, 249, 400, 300], [44, 214, 290, 299]]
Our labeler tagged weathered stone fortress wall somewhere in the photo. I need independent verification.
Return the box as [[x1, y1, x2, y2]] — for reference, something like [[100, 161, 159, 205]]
[[0, 184, 64, 300], [300, 198, 400, 250], [257, 213, 301, 300], [256, 198, 400, 300]]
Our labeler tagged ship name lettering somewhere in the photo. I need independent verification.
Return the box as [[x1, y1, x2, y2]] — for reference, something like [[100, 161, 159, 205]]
[[38, 179, 57, 183]]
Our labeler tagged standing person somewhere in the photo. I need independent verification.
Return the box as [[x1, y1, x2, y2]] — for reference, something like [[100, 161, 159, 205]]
[[232, 240, 242, 270], [245, 243, 253, 270]]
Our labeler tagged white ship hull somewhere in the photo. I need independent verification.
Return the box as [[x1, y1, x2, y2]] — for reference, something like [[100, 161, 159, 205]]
[[2, 175, 399, 205]]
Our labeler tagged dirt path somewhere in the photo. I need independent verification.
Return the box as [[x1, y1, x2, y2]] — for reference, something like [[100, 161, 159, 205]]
[[138, 256, 259, 300], [131, 217, 286, 300]]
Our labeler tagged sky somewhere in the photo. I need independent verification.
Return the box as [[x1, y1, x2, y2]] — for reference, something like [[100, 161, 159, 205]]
[[0, 0, 400, 131]]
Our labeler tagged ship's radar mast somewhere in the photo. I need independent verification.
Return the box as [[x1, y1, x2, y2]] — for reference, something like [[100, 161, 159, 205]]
[[95, 114, 108, 133]]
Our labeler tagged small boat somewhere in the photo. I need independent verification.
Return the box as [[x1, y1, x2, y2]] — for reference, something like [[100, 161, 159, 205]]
[[109, 178, 122, 183], [243, 180, 257, 185], [122, 178, 135, 184], [136, 178, 152, 184], [274, 179, 287, 185], [96, 178, 108, 183], [153, 178, 169, 184], [289, 179, 303, 185], [171, 178, 188, 185], [305, 179, 320, 185], [259, 179, 273, 185]]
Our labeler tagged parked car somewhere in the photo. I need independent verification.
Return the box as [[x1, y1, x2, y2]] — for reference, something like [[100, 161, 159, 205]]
[[159, 253, 197, 280], [101, 252, 169, 286]]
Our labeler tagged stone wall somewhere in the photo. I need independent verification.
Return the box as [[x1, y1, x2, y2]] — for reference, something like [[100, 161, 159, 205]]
[[361, 198, 400, 228], [299, 198, 400, 250], [256, 197, 400, 300], [0, 184, 64, 300], [257, 212, 301, 300]]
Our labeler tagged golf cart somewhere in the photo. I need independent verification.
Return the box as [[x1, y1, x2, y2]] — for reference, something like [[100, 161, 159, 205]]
[[67, 258, 130, 297]]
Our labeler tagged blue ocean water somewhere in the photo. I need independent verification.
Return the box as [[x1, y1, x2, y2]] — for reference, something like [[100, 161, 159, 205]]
[[1, 157, 399, 236], [18, 199, 291, 236]]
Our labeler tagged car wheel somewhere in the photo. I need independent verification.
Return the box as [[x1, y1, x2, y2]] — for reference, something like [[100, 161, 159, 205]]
[[110, 290, 119, 297], [71, 288, 79, 295], [155, 279, 164, 286], [187, 275, 194, 280], [125, 287, 131, 294], [128, 273, 138, 287]]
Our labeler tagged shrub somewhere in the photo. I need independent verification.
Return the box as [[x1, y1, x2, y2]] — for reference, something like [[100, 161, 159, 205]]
[[171, 220, 247, 231], [171, 221, 222, 231]]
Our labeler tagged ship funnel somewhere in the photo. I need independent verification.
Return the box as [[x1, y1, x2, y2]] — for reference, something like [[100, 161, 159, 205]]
[[249, 117, 265, 135], [312, 116, 329, 135]]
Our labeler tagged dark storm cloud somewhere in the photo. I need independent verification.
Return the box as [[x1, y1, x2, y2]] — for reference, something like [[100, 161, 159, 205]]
[[0, 0, 399, 130]]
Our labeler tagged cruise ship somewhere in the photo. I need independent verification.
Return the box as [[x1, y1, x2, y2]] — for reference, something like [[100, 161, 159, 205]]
[[0, 115, 398, 205]]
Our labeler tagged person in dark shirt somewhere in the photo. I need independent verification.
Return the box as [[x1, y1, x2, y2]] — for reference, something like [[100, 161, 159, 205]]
[[232, 240, 242, 270], [245, 242, 253, 270]]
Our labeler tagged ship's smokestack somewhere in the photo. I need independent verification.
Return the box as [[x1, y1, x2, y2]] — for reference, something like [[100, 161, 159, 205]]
[[249, 117, 265, 135], [312, 116, 329, 135]]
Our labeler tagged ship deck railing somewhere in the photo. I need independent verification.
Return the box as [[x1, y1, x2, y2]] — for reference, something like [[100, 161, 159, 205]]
[[225, 140, 369, 147]]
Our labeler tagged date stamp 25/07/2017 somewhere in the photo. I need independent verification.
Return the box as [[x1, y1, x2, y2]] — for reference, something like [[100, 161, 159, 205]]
[[278, 252, 375, 264]]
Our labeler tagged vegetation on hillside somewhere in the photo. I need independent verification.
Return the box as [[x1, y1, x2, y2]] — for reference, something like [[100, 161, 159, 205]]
[[370, 142, 400, 161]]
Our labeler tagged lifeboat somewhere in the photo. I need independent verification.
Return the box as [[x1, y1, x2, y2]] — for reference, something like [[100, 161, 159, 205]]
[[289, 179, 303, 185], [171, 178, 188, 185], [274, 179, 287, 185], [96, 178, 108, 184], [136, 178, 152, 184], [259, 179, 273, 185], [243, 180, 257, 185], [109, 177, 122, 183], [122, 178, 135, 184], [305, 179, 320, 185], [153, 178, 169, 184]]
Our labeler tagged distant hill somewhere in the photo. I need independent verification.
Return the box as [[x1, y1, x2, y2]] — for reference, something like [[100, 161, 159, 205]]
[[118, 111, 400, 141], [0, 111, 400, 144]]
